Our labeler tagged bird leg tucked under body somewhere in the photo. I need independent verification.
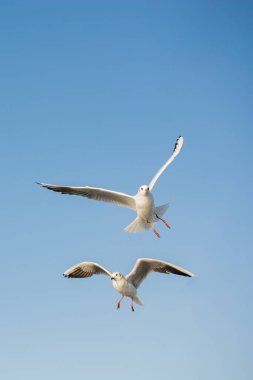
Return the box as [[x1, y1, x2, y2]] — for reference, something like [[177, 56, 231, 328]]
[[147, 221, 160, 238], [116, 295, 124, 310], [155, 213, 171, 229]]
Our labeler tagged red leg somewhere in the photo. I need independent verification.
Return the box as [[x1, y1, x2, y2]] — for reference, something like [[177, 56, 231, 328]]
[[131, 298, 135, 312], [147, 221, 160, 238], [116, 295, 124, 310], [155, 213, 171, 229]]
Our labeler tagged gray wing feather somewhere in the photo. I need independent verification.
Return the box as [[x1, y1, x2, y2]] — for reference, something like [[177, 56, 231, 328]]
[[126, 258, 193, 288], [63, 262, 112, 278], [37, 182, 136, 210]]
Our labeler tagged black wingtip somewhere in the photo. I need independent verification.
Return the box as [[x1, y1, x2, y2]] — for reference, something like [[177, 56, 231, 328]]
[[185, 272, 194, 278]]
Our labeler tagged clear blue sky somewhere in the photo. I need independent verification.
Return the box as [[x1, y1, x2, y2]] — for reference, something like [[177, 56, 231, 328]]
[[1, 1, 253, 379]]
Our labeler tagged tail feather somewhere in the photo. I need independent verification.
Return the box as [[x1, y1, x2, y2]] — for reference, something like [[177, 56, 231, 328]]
[[124, 217, 149, 233], [150, 203, 169, 222], [134, 296, 144, 306]]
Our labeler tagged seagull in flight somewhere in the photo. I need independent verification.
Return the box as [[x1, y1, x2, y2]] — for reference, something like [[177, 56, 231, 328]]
[[37, 136, 183, 238], [63, 258, 193, 312]]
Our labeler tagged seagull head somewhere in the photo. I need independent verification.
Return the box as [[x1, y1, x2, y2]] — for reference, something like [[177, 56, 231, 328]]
[[138, 185, 150, 194], [111, 272, 123, 281]]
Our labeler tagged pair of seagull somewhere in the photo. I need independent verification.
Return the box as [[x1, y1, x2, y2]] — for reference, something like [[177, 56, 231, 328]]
[[38, 136, 193, 311]]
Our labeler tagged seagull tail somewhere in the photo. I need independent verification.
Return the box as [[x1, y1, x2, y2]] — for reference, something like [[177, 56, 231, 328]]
[[151, 203, 169, 222], [124, 217, 149, 234], [134, 296, 144, 306]]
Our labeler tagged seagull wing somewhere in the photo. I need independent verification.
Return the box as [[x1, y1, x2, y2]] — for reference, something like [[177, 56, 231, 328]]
[[149, 136, 184, 191], [126, 258, 193, 288], [63, 262, 112, 278], [37, 182, 136, 210]]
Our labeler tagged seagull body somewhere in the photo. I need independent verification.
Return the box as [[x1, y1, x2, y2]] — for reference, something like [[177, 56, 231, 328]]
[[64, 258, 193, 312], [37, 136, 183, 238], [111, 275, 142, 309]]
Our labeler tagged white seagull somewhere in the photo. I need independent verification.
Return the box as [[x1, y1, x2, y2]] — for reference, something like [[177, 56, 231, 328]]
[[64, 258, 193, 312], [37, 136, 183, 238]]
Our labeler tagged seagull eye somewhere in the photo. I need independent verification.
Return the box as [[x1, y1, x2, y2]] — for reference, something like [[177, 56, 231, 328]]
[[141, 187, 143, 190]]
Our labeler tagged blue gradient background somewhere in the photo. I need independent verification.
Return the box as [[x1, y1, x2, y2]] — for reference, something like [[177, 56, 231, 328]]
[[1, 1, 253, 379]]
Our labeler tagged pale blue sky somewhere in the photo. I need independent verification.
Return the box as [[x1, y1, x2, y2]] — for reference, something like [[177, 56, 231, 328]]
[[1, 1, 253, 379]]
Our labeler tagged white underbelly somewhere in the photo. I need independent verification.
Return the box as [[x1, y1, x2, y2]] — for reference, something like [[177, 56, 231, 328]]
[[122, 283, 137, 298], [136, 198, 154, 220], [112, 280, 137, 297]]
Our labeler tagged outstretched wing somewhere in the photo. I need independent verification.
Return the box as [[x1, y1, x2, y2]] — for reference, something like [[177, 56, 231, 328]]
[[37, 182, 136, 210], [149, 136, 184, 191], [126, 258, 193, 288], [63, 262, 112, 278]]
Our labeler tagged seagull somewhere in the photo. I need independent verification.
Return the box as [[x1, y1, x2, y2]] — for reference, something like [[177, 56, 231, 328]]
[[37, 136, 183, 238], [63, 258, 193, 312]]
